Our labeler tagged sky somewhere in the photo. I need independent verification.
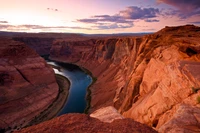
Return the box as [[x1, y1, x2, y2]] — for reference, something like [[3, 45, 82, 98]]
[[0, 0, 200, 33]]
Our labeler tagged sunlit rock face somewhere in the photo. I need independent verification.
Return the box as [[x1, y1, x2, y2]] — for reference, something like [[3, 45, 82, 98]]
[[90, 106, 124, 123], [50, 25, 200, 131], [0, 39, 59, 130]]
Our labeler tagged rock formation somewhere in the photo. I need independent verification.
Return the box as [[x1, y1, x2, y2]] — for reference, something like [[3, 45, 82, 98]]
[[16, 113, 157, 133], [90, 106, 124, 123], [49, 25, 200, 132], [0, 38, 59, 132], [13, 37, 54, 56], [11, 33, 91, 56]]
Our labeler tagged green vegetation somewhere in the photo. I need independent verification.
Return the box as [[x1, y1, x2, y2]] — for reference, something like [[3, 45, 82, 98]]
[[92, 77, 97, 82], [197, 96, 200, 103], [81, 66, 97, 114], [84, 78, 97, 114], [84, 85, 92, 114], [192, 87, 200, 93], [80, 66, 93, 76]]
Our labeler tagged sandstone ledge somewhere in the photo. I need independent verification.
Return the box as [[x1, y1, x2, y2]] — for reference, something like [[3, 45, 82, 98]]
[[90, 106, 124, 123]]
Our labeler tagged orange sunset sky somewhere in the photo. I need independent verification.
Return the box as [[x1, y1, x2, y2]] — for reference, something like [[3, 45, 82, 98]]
[[0, 0, 200, 33]]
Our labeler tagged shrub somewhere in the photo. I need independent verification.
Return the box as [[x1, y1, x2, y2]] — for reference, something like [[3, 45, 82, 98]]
[[196, 96, 200, 103], [192, 87, 200, 93]]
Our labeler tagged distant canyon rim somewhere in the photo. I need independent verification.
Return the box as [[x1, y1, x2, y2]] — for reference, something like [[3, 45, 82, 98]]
[[0, 25, 200, 133]]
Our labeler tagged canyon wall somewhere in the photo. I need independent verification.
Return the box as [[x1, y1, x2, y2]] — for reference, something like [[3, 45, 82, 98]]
[[49, 25, 200, 132], [13, 37, 54, 56], [0, 38, 59, 131], [11, 33, 92, 56]]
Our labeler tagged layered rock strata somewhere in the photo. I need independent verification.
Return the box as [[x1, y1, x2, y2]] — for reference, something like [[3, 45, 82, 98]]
[[0, 38, 59, 131], [49, 25, 200, 131], [13, 37, 54, 56]]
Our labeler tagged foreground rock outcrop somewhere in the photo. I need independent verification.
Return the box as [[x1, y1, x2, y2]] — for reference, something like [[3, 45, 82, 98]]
[[0, 38, 59, 132], [49, 25, 200, 132], [90, 106, 124, 123], [16, 113, 157, 133]]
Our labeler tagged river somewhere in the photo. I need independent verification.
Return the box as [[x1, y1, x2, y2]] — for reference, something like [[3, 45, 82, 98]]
[[46, 60, 92, 115]]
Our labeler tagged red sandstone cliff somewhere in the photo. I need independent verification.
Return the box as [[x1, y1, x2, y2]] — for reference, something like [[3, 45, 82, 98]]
[[12, 37, 54, 56], [49, 25, 200, 132], [0, 38, 59, 132], [11, 33, 92, 56]]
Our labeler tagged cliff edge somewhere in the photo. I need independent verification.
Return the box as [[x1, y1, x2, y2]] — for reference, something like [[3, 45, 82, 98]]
[[0, 38, 59, 132], [16, 113, 157, 133], [49, 25, 200, 132]]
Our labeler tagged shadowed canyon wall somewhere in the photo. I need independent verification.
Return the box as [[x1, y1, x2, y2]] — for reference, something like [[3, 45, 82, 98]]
[[49, 25, 200, 132], [0, 38, 59, 131], [13, 37, 54, 56]]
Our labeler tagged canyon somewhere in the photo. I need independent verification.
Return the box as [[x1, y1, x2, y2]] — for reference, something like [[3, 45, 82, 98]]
[[0, 34, 156, 133], [0, 38, 59, 132], [49, 25, 200, 132], [1, 25, 200, 132]]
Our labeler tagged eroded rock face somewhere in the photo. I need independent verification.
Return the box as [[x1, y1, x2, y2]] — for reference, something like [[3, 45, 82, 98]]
[[49, 25, 200, 131], [16, 113, 157, 133], [50, 37, 139, 113], [158, 104, 200, 133], [13, 37, 54, 56], [0, 38, 59, 131], [90, 106, 124, 123]]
